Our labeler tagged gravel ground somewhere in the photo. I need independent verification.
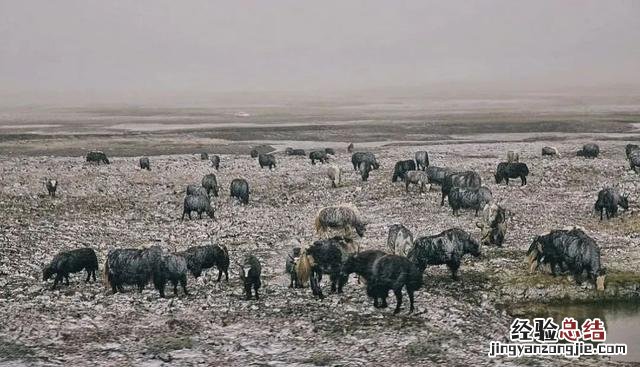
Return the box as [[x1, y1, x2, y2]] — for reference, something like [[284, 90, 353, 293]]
[[0, 138, 639, 366]]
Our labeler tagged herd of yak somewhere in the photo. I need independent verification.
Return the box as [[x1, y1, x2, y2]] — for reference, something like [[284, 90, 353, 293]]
[[39, 141, 638, 314]]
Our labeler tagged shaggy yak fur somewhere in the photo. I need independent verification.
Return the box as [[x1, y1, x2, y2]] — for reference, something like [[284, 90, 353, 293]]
[[182, 194, 215, 220], [404, 170, 430, 194], [179, 244, 229, 281], [201, 173, 219, 197], [309, 150, 329, 165], [594, 187, 628, 220], [343, 252, 422, 314], [104, 246, 163, 294], [407, 228, 481, 280], [526, 227, 605, 291], [139, 157, 151, 170], [476, 204, 507, 247], [315, 204, 366, 238], [392, 160, 417, 182], [230, 178, 250, 204], [258, 153, 277, 169], [576, 143, 599, 158], [440, 171, 481, 205], [153, 253, 189, 298], [495, 162, 529, 186], [386, 224, 414, 256], [542, 146, 559, 157], [43, 248, 99, 289], [351, 152, 379, 171], [86, 151, 110, 164], [447, 186, 493, 216]]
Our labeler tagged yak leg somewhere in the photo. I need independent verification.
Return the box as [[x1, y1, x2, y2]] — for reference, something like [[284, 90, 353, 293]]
[[92, 270, 97, 282], [85, 270, 91, 282], [65, 274, 70, 286], [521, 176, 527, 186], [408, 289, 415, 313], [449, 260, 461, 280], [52, 274, 63, 289], [289, 273, 294, 288], [600, 209, 604, 221], [181, 277, 188, 295], [393, 288, 403, 314], [505, 178, 509, 185], [172, 280, 179, 295]]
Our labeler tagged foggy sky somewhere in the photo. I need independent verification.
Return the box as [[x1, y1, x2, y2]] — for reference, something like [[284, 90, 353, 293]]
[[1, 0, 639, 104]]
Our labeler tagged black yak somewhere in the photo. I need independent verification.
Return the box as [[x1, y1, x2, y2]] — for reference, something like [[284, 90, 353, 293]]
[[186, 184, 209, 198], [327, 165, 341, 188], [542, 146, 559, 157], [425, 166, 451, 186], [86, 151, 110, 164], [104, 246, 163, 294], [625, 144, 639, 160], [315, 204, 366, 238], [286, 247, 303, 288], [45, 178, 58, 197], [325, 148, 336, 155], [200, 152, 209, 160], [250, 149, 259, 158], [495, 162, 529, 186], [448, 186, 493, 216], [139, 157, 151, 170], [440, 171, 482, 205], [404, 170, 430, 193], [392, 160, 416, 182], [179, 244, 229, 281], [182, 194, 215, 220], [526, 228, 605, 290], [43, 248, 99, 289], [201, 173, 219, 197], [309, 150, 328, 165], [629, 150, 640, 173], [577, 143, 599, 158], [258, 153, 277, 169], [415, 151, 429, 170], [351, 152, 379, 171], [594, 187, 628, 220], [230, 178, 250, 204], [365, 255, 423, 314], [239, 255, 262, 300], [386, 224, 413, 256], [285, 148, 306, 156], [153, 253, 189, 298], [296, 236, 353, 299], [210, 155, 220, 170], [407, 228, 481, 280]]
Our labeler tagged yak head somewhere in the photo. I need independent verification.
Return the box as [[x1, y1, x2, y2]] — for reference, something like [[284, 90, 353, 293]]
[[494, 172, 504, 184], [42, 266, 54, 281], [406, 247, 426, 273], [526, 236, 545, 273], [464, 237, 481, 258], [354, 222, 366, 237], [619, 194, 629, 210], [237, 263, 252, 298]]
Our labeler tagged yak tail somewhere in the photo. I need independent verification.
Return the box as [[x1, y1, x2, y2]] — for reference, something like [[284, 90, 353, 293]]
[[102, 259, 111, 289], [220, 244, 229, 257], [296, 250, 314, 285]]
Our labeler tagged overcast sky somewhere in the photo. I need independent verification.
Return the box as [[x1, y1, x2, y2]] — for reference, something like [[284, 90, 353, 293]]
[[1, 0, 639, 104]]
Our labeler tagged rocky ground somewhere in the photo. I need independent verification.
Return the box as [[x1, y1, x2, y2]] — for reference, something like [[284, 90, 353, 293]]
[[1, 138, 639, 366]]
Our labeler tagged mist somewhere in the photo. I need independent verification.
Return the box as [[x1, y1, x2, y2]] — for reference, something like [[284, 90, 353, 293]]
[[1, 0, 639, 106]]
